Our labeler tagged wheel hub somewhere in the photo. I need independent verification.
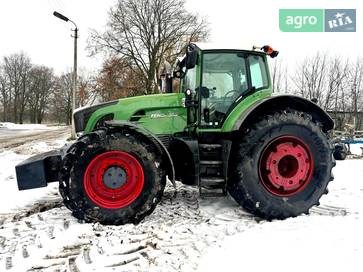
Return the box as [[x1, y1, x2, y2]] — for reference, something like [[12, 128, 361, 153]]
[[259, 136, 314, 196], [83, 151, 144, 209], [102, 166, 127, 189]]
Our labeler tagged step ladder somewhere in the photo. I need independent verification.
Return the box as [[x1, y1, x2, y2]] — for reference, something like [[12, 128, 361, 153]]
[[198, 142, 231, 198]]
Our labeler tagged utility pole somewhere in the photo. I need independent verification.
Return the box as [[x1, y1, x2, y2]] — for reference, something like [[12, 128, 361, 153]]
[[72, 27, 78, 139], [53, 11, 78, 139]]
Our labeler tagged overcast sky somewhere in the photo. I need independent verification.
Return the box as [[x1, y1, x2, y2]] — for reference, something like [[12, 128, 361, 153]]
[[0, 0, 361, 75]]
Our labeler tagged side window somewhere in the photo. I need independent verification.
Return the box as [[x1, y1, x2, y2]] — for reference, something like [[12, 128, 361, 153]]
[[249, 55, 268, 89]]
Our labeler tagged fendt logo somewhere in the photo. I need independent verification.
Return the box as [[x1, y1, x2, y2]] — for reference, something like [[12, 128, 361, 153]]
[[279, 9, 356, 32]]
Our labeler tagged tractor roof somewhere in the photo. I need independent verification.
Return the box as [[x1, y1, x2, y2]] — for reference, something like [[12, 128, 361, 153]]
[[193, 42, 279, 58], [194, 42, 255, 52]]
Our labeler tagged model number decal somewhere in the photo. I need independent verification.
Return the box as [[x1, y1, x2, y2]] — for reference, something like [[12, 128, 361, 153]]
[[150, 112, 178, 119]]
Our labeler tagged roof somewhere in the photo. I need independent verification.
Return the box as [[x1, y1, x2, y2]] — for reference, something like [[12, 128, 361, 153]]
[[193, 42, 257, 51]]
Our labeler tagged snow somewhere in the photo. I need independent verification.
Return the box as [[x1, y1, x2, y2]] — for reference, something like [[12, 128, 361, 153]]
[[0, 122, 59, 130], [198, 159, 363, 272], [199, 214, 363, 272], [0, 129, 362, 271], [0, 128, 68, 213], [0, 150, 59, 213], [349, 143, 363, 156]]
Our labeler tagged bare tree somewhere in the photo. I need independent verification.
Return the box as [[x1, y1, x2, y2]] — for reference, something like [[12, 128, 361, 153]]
[[292, 52, 329, 106], [2, 52, 32, 123], [27, 66, 56, 124], [77, 69, 98, 107], [348, 58, 363, 129], [271, 59, 290, 93], [0, 67, 10, 122], [93, 57, 145, 102], [326, 57, 348, 110], [285, 53, 363, 130], [52, 72, 73, 125], [88, 0, 209, 93]]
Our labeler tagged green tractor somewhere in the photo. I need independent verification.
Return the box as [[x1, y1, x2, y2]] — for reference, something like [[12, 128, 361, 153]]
[[16, 44, 335, 225]]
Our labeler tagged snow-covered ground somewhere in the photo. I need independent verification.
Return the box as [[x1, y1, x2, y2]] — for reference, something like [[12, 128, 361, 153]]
[[0, 126, 362, 271], [0, 122, 62, 130], [349, 143, 363, 156], [0, 143, 65, 214], [199, 159, 363, 272]]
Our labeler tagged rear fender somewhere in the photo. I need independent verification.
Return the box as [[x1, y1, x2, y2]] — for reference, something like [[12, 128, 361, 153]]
[[232, 95, 334, 132]]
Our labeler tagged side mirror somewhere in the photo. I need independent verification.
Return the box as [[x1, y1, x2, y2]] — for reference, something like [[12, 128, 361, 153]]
[[185, 43, 198, 69], [173, 58, 186, 78]]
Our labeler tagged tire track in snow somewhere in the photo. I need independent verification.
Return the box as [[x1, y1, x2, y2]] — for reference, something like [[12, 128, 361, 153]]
[[0, 182, 348, 271], [0, 183, 256, 271]]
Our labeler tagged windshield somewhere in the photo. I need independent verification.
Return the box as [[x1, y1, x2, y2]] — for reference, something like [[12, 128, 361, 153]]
[[202, 53, 248, 97]]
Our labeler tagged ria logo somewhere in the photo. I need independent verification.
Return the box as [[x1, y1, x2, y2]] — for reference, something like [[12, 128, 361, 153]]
[[279, 9, 356, 32], [325, 9, 356, 32]]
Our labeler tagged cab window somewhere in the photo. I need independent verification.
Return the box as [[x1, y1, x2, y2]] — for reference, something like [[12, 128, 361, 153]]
[[248, 55, 268, 90], [200, 53, 247, 126]]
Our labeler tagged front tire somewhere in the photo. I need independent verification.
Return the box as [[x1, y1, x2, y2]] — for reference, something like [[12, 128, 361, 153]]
[[228, 110, 334, 220], [60, 130, 165, 225]]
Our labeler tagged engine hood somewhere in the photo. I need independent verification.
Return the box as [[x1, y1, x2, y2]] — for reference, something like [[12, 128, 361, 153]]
[[76, 93, 186, 135]]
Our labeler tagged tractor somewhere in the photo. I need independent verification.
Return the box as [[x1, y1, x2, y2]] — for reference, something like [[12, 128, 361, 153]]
[[15, 43, 335, 225]]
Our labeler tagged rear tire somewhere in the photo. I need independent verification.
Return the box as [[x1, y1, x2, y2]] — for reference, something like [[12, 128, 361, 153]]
[[60, 130, 165, 225], [228, 110, 334, 220]]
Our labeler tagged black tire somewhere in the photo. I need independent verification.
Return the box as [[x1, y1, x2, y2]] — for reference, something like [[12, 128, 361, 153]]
[[228, 110, 334, 220], [333, 145, 347, 160], [60, 129, 166, 225]]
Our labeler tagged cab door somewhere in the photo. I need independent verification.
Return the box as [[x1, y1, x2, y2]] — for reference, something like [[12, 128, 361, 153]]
[[200, 52, 269, 128]]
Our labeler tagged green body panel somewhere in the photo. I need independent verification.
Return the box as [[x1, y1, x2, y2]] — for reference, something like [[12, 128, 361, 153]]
[[195, 89, 272, 133], [221, 89, 272, 132], [84, 93, 187, 135]]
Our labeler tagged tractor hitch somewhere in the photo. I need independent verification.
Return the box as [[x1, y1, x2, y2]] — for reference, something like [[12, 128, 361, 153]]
[[15, 150, 62, 190]]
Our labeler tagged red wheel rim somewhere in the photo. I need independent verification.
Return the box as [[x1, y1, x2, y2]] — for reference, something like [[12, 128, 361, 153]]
[[258, 136, 314, 196], [84, 151, 144, 209]]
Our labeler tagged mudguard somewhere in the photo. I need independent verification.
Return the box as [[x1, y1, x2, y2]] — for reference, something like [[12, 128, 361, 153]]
[[232, 94, 334, 132], [105, 120, 176, 187]]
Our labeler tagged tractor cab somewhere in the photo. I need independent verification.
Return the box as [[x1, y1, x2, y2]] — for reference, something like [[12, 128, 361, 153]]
[[175, 43, 278, 128]]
